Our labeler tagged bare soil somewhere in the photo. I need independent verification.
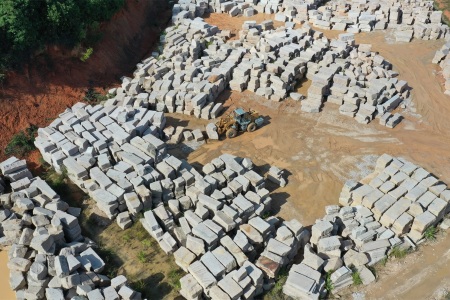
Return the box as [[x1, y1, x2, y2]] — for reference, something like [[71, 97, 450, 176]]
[[0, 0, 171, 162], [0, 251, 15, 300]]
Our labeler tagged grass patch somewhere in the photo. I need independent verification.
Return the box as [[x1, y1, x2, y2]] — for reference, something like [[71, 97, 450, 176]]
[[324, 270, 334, 295], [424, 226, 437, 241], [205, 40, 213, 48], [379, 256, 388, 266], [96, 245, 119, 277], [352, 270, 363, 286], [132, 221, 148, 240], [141, 238, 154, 249], [5, 125, 38, 157], [267, 268, 289, 299], [123, 232, 132, 243], [167, 268, 183, 291], [390, 246, 409, 259], [43, 166, 68, 196], [137, 250, 148, 264], [130, 279, 147, 293]]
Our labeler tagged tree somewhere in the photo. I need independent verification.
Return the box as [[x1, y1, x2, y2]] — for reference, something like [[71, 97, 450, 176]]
[[0, 0, 125, 69]]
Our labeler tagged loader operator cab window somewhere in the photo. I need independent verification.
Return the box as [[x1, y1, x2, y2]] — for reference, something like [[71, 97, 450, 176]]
[[234, 108, 250, 124]]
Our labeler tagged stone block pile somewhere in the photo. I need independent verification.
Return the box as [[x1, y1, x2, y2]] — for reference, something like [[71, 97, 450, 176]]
[[283, 153, 450, 298], [255, 0, 448, 41], [342, 153, 450, 243], [138, 153, 306, 299], [0, 158, 140, 300], [104, 1, 419, 127], [433, 39, 450, 96], [34, 102, 170, 222], [110, 17, 233, 120], [301, 33, 407, 127], [172, 0, 448, 42], [34, 98, 310, 299]]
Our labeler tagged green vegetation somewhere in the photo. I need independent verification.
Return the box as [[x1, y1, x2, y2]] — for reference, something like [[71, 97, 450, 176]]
[[0, 73, 6, 84], [123, 232, 132, 243], [141, 238, 154, 249], [4, 125, 38, 157], [352, 270, 363, 286], [130, 279, 147, 293], [424, 226, 438, 241], [324, 270, 334, 295], [205, 40, 214, 48], [83, 87, 108, 104], [43, 166, 68, 196], [0, 0, 125, 70], [378, 256, 388, 266], [261, 210, 273, 219], [389, 246, 409, 259], [137, 250, 148, 264], [267, 268, 289, 299], [167, 268, 183, 291], [80, 47, 94, 62]]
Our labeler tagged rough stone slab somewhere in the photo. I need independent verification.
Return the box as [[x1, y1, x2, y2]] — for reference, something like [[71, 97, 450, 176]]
[[188, 261, 217, 289]]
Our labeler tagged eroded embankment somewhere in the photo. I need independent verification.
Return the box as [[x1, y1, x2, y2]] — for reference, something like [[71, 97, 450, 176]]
[[0, 0, 171, 162]]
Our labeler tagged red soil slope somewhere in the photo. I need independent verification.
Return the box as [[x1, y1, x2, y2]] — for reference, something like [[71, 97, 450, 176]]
[[0, 0, 170, 163]]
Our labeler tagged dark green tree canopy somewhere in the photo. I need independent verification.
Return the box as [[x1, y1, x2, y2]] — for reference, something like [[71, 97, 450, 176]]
[[0, 0, 124, 69]]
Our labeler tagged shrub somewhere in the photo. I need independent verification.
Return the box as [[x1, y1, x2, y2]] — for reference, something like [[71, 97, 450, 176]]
[[80, 47, 94, 62], [83, 87, 107, 103], [5, 125, 38, 157], [0, 0, 126, 69], [0, 73, 6, 84], [424, 226, 437, 241], [261, 210, 272, 219], [43, 166, 68, 196]]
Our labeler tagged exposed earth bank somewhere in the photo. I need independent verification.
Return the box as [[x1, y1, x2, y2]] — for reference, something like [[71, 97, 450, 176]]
[[0, 0, 171, 162]]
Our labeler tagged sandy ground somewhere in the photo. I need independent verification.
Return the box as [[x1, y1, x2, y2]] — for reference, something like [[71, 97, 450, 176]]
[[0, 251, 15, 300]]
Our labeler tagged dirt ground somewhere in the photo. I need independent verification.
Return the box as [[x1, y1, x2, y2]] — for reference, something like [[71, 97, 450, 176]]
[[0, 251, 15, 300]]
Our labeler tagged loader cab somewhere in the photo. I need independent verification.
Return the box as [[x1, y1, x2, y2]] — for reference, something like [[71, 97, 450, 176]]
[[233, 108, 251, 129]]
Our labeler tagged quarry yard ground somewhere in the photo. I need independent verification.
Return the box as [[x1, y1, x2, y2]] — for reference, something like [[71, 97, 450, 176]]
[[2, 9, 450, 300]]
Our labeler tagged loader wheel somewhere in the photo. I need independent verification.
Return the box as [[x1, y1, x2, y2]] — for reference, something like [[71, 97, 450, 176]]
[[226, 128, 237, 139], [247, 122, 257, 132]]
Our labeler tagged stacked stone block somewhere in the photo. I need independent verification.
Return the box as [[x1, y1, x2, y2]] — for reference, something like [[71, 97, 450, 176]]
[[0, 158, 140, 300]]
